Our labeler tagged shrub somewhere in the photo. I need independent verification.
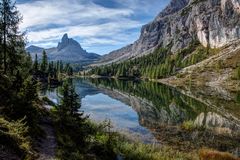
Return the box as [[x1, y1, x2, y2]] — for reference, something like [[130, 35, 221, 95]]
[[199, 148, 239, 160], [0, 117, 33, 159], [181, 120, 196, 131], [236, 67, 240, 80]]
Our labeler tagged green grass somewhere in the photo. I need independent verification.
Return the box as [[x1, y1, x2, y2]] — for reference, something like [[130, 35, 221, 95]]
[[53, 117, 198, 160], [117, 141, 197, 160]]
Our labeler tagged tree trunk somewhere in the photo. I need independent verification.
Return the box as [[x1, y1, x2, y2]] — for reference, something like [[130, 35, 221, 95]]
[[3, 1, 7, 74]]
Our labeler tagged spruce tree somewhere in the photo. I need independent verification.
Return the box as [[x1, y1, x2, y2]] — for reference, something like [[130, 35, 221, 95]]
[[40, 50, 48, 73], [58, 81, 82, 122], [0, 0, 24, 74], [33, 54, 38, 72]]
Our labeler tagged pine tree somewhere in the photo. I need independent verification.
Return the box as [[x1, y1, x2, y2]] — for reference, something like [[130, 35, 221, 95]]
[[59, 61, 63, 73], [0, 0, 24, 74], [40, 50, 48, 73], [58, 81, 82, 121], [33, 54, 38, 72]]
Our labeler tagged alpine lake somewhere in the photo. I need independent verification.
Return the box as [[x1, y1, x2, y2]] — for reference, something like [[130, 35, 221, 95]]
[[41, 78, 240, 156]]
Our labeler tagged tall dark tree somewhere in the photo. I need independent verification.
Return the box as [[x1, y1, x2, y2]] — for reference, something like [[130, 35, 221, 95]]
[[0, 0, 24, 74], [33, 54, 38, 72], [58, 81, 83, 122], [40, 50, 47, 73]]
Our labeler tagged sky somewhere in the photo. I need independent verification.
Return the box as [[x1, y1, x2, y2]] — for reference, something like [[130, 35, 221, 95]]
[[16, 0, 170, 55]]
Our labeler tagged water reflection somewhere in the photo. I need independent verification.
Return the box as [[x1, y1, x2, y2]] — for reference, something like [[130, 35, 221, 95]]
[[42, 78, 240, 154]]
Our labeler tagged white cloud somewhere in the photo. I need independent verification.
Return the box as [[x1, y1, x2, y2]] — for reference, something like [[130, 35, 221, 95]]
[[18, 0, 134, 30], [25, 19, 142, 46], [17, 0, 169, 54]]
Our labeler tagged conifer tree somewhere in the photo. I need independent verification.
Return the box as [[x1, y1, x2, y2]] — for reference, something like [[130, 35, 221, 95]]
[[58, 81, 83, 122], [33, 54, 38, 72], [40, 50, 48, 73], [0, 0, 24, 74]]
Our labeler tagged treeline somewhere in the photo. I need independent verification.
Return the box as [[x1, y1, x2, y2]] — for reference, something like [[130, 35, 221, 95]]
[[32, 50, 74, 85], [88, 78, 206, 118], [89, 41, 210, 79]]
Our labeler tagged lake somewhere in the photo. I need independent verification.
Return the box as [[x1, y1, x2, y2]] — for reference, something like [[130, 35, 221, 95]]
[[41, 78, 240, 155]]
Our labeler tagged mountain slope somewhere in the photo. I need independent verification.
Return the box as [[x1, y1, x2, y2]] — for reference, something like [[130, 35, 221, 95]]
[[89, 0, 240, 92], [98, 0, 240, 65], [160, 39, 240, 91], [27, 34, 101, 63]]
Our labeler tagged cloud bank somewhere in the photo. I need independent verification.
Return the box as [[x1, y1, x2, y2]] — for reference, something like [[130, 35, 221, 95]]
[[17, 0, 169, 54]]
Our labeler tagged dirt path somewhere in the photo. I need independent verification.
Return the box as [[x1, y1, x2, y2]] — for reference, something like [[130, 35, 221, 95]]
[[36, 119, 57, 160]]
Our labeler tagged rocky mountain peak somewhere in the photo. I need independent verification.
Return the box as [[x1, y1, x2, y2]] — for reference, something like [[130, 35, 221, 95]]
[[156, 0, 190, 20], [57, 33, 82, 52], [62, 33, 69, 43], [27, 33, 101, 63]]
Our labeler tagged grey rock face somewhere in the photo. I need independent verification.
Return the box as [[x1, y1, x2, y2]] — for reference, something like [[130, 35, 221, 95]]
[[101, 0, 240, 64], [27, 34, 101, 63]]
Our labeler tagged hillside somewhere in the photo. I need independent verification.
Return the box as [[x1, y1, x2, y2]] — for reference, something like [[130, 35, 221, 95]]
[[90, 0, 240, 91], [95, 0, 240, 64]]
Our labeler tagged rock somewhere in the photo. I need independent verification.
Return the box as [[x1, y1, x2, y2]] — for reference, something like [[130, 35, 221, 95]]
[[99, 0, 240, 64]]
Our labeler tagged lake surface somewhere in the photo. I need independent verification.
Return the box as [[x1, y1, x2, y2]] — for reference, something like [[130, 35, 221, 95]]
[[41, 78, 240, 154]]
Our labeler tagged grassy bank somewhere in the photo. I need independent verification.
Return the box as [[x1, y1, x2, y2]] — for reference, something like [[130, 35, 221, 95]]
[[51, 115, 198, 160], [50, 110, 239, 160]]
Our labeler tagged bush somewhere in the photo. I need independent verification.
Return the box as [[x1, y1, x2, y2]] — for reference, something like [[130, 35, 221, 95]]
[[199, 149, 239, 160], [0, 117, 34, 159], [235, 67, 240, 80], [181, 120, 196, 131]]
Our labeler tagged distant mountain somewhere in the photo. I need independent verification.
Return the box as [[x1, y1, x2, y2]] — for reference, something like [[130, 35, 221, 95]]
[[27, 34, 101, 63], [92, 0, 240, 91], [97, 0, 240, 65], [26, 45, 56, 59], [26, 45, 44, 54]]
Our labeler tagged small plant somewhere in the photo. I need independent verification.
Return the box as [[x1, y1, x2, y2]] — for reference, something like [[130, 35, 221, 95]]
[[176, 73, 185, 78], [181, 120, 196, 131], [236, 67, 240, 80], [215, 60, 223, 73]]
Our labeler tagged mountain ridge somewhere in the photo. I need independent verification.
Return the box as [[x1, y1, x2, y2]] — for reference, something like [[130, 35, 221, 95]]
[[96, 0, 240, 65], [27, 34, 101, 63]]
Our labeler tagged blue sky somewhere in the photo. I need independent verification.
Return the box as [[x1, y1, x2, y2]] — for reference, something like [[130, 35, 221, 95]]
[[16, 0, 170, 55]]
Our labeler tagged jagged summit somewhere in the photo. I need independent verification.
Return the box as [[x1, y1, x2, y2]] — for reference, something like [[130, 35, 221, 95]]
[[57, 33, 84, 52], [55, 34, 87, 55], [57, 33, 70, 51], [27, 34, 101, 63], [156, 0, 190, 20]]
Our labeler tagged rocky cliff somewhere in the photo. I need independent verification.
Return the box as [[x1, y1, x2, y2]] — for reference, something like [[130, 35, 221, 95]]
[[100, 0, 240, 64]]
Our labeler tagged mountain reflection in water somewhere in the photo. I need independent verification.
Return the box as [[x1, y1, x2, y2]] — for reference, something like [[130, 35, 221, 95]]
[[41, 78, 240, 155]]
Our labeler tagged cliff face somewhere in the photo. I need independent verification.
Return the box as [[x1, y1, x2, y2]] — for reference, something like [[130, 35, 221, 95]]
[[101, 0, 240, 64]]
